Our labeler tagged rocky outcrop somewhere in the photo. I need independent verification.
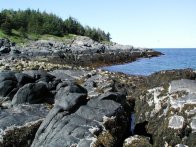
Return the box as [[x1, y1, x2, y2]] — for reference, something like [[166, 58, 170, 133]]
[[0, 104, 49, 147], [134, 71, 196, 147], [31, 91, 128, 147], [30, 70, 131, 147], [0, 69, 133, 147], [11, 83, 49, 105], [0, 38, 14, 54], [0, 37, 162, 70]]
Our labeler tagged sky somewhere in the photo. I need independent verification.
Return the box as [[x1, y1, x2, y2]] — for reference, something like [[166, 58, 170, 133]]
[[0, 0, 196, 48]]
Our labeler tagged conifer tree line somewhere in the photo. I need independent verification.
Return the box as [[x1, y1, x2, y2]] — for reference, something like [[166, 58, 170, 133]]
[[0, 9, 111, 42]]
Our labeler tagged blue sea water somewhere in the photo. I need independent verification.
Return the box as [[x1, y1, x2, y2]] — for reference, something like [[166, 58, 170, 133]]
[[103, 48, 196, 76]]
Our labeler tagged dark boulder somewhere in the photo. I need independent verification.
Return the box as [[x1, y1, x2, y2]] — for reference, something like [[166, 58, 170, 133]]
[[0, 71, 16, 82], [0, 80, 17, 97], [22, 70, 55, 81], [0, 39, 12, 54], [47, 79, 61, 90], [0, 46, 11, 54], [0, 104, 49, 147], [0, 71, 17, 99], [56, 81, 69, 91], [11, 83, 49, 105], [55, 83, 88, 111], [31, 90, 128, 147], [15, 73, 35, 87]]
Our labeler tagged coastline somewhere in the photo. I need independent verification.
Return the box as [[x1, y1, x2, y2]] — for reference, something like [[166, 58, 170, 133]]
[[0, 37, 195, 147]]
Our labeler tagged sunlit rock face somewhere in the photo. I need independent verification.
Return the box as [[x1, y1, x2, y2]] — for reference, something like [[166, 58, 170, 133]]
[[135, 79, 196, 147], [168, 115, 184, 129], [123, 135, 152, 147]]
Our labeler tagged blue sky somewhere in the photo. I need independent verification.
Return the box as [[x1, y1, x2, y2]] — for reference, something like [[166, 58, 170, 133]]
[[0, 0, 196, 48]]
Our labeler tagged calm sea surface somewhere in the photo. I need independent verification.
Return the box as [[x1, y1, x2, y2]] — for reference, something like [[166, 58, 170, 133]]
[[103, 48, 196, 76]]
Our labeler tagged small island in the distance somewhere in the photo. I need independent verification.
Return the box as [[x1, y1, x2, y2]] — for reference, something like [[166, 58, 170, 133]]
[[0, 9, 195, 147]]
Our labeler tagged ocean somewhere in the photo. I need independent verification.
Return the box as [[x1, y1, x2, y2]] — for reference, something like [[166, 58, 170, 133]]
[[103, 48, 196, 76]]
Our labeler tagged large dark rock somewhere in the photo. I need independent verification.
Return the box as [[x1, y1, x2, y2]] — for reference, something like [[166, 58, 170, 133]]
[[15, 73, 35, 87], [0, 39, 12, 54], [47, 79, 61, 90], [22, 70, 55, 81], [11, 83, 49, 105], [0, 104, 49, 147], [0, 71, 16, 82], [31, 89, 128, 147], [0, 80, 17, 97], [0, 72, 17, 99], [0, 38, 12, 47], [54, 83, 88, 111], [0, 46, 11, 54]]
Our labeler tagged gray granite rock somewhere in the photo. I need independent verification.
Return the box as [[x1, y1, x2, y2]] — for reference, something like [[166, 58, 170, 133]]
[[0, 104, 49, 147], [31, 90, 128, 147], [12, 83, 49, 105]]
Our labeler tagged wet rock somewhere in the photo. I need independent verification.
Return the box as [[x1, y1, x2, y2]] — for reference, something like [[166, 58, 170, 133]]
[[0, 71, 18, 99], [0, 71, 16, 82], [31, 88, 128, 147], [47, 79, 61, 90], [12, 83, 49, 105], [15, 73, 35, 87], [55, 83, 88, 111], [0, 104, 49, 147], [56, 81, 69, 91], [0, 80, 17, 97]]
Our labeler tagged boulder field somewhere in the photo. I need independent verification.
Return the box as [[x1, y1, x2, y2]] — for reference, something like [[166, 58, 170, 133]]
[[0, 69, 130, 147], [0, 69, 195, 147]]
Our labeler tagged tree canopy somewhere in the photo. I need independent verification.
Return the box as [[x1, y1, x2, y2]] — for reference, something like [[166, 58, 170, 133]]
[[0, 9, 111, 42]]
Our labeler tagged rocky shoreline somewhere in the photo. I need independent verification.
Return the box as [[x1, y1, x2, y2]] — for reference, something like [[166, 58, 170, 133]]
[[0, 37, 195, 147], [0, 37, 162, 70]]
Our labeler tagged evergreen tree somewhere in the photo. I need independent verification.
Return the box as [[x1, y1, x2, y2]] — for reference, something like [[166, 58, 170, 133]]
[[106, 32, 111, 41], [1, 17, 12, 35], [0, 9, 111, 42]]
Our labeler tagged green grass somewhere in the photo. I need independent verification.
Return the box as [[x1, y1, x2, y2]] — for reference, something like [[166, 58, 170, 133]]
[[0, 29, 78, 44], [0, 29, 29, 44], [39, 34, 77, 41]]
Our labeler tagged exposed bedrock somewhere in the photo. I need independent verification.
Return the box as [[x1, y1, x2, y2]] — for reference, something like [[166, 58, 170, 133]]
[[0, 69, 133, 147], [0, 65, 195, 147], [0, 37, 162, 70], [0, 104, 50, 147], [134, 69, 196, 147], [31, 87, 129, 147]]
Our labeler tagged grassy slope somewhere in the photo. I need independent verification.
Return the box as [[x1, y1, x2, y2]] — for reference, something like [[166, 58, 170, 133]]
[[0, 29, 77, 44], [0, 29, 112, 46]]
